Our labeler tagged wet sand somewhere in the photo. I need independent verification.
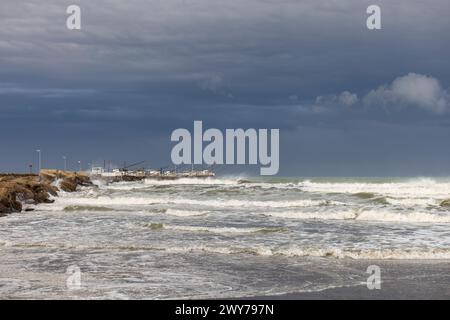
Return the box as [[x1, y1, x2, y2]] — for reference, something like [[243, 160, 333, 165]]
[[0, 243, 448, 299], [244, 259, 450, 300]]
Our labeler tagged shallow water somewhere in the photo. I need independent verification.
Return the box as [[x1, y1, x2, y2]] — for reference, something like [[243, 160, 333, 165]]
[[0, 176, 449, 298]]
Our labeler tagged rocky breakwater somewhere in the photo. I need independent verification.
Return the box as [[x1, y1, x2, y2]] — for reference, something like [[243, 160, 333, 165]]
[[0, 170, 94, 216]]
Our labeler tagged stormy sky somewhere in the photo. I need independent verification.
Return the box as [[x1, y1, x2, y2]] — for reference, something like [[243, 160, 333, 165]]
[[1, 0, 450, 176]]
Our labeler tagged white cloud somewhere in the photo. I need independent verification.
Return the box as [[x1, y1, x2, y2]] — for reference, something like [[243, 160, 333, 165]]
[[301, 73, 449, 116], [364, 73, 449, 114], [314, 91, 358, 108], [338, 91, 358, 106]]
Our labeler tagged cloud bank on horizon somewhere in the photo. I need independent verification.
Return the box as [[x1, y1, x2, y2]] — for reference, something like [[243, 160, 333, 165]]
[[306, 73, 450, 114], [0, 0, 450, 175]]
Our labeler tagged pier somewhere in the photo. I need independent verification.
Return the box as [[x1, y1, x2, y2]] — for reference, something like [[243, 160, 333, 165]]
[[90, 166, 215, 182]]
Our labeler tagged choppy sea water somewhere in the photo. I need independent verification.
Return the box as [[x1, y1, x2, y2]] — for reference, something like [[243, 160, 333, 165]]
[[0, 176, 450, 299]]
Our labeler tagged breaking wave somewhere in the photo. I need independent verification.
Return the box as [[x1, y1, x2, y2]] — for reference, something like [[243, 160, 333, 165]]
[[263, 209, 450, 223], [300, 178, 450, 198], [63, 205, 114, 212], [52, 196, 344, 209], [164, 209, 210, 217], [2, 241, 449, 260], [141, 223, 287, 234]]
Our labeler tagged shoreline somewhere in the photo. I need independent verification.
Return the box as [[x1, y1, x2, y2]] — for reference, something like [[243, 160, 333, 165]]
[[0, 247, 448, 299], [0, 170, 94, 216], [239, 259, 450, 300]]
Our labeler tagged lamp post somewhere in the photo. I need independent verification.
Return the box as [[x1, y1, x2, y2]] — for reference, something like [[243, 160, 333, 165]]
[[36, 149, 41, 173], [63, 156, 67, 171], [77, 160, 82, 172]]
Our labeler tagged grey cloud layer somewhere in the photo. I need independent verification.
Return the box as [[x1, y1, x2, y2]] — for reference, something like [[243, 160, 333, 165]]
[[2, 0, 449, 99]]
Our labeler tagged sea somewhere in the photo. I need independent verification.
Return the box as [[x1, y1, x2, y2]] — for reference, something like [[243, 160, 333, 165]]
[[0, 176, 449, 299]]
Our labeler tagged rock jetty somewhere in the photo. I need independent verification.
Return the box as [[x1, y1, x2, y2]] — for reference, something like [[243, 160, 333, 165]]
[[0, 170, 93, 216]]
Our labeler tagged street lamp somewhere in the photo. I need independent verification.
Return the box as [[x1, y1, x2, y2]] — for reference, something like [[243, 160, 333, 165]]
[[63, 156, 67, 171], [36, 149, 41, 173], [77, 160, 82, 172]]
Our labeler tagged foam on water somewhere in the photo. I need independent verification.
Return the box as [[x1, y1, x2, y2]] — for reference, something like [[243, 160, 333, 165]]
[[2, 176, 450, 298], [40, 195, 344, 210], [263, 209, 450, 223], [141, 223, 287, 234], [2, 240, 448, 260], [164, 209, 210, 217], [300, 177, 450, 198]]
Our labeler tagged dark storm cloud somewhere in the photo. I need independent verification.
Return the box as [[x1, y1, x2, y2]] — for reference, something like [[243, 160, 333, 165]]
[[1, 0, 450, 175]]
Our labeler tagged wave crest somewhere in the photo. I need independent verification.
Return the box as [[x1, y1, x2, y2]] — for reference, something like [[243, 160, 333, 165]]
[[141, 223, 287, 234]]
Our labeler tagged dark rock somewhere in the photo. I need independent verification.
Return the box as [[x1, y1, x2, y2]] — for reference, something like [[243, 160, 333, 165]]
[[60, 178, 78, 192], [440, 199, 450, 207], [0, 187, 22, 213], [0, 170, 93, 216]]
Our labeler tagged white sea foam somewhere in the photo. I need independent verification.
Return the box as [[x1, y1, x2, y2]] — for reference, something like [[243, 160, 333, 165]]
[[2, 238, 449, 260], [35, 188, 450, 224], [41, 196, 343, 209], [3, 240, 447, 260], [273, 246, 450, 260], [164, 209, 210, 217], [263, 209, 450, 223], [300, 178, 450, 198], [383, 197, 439, 207], [24, 176, 450, 267], [262, 210, 358, 221], [356, 209, 450, 223], [161, 245, 450, 259], [142, 223, 285, 234]]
